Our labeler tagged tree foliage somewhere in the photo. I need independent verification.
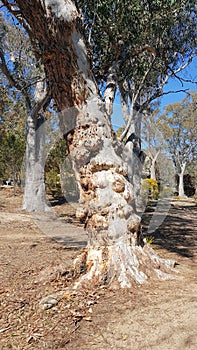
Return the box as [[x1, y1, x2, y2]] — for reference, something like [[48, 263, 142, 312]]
[[0, 88, 26, 182], [78, 0, 197, 99], [0, 13, 44, 104], [158, 92, 197, 174], [45, 138, 67, 194], [0, 14, 44, 182]]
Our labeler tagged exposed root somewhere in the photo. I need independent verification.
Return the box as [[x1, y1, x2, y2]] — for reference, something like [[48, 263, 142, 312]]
[[73, 237, 176, 289]]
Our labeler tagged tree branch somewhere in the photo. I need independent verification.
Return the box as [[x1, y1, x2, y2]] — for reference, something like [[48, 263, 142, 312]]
[[31, 90, 49, 120], [119, 57, 156, 141], [142, 88, 190, 111], [167, 55, 195, 86], [0, 49, 23, 92], [1, 0, 34, 47]]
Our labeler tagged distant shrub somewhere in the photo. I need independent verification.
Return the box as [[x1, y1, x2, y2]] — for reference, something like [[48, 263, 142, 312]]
[[141, 178, 159, 201]]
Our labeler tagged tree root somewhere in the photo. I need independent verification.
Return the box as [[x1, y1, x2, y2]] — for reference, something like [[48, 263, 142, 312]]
[[73, 237, 176, 289]]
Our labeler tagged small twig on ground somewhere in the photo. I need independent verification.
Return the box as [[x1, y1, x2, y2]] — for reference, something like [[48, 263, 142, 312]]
[[0, 325, 13, 333]]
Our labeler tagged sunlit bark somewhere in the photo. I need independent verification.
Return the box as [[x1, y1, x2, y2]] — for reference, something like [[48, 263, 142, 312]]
[[178, 162, 186, 197], [150, 151, 160, 181], [22, 89, 49, 212]]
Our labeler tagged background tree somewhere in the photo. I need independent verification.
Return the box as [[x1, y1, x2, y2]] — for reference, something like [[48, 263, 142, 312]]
[[158, 93, 197, 197], [0, 85, 26, 185], [0, 15, 50, 211], [186, 160, 197, 195]]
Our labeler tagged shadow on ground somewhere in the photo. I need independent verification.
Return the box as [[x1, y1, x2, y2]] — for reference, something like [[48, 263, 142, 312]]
[[142, 201, 197, 258]]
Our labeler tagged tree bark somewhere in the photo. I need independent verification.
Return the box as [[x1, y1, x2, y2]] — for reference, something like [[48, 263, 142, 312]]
[[13, 0, 175, 287], [0, 22, 49, 212], [150, 160, 156, 180], [120, 96, 145, 211], [22, 82, 49, 212], [22, 103, 49, 212], [104, 69, 116, 118], [150, 151, 160, 181], [178, 163, 186, 197]]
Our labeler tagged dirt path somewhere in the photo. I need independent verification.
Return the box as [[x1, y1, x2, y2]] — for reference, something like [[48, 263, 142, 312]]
[[0, 188, 197, 349]]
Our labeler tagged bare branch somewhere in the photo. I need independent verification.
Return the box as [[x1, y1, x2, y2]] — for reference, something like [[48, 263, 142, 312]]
[[142, 88, 190, 111], [166, 55, 195, 86], [173, 55, 194, 76]]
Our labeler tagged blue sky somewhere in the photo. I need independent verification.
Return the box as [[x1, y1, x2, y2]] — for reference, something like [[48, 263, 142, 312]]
[[161, 57, 197, 106], [112, 57, 197, 130]]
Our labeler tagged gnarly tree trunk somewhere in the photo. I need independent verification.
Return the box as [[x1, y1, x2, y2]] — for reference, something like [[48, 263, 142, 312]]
[[178, 162, 186, 197], [14, 0, 175, 287]]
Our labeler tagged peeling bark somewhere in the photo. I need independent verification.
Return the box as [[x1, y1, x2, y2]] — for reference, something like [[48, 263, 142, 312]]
[[74, 239, 175, 289], [12, 0, 176, 287]]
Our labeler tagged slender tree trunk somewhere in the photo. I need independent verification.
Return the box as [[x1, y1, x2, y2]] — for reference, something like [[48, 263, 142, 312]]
[[150, 151, 160, 181], [150, 160, 156, 180], [118, 80, 130, 127], [120, 98, 145, 211], [178, 163, 186, 197], [22, 81, 49, 212], [22, 105, 49, 211], [15, 0, 175, 287], [104, 69, 116, 118]]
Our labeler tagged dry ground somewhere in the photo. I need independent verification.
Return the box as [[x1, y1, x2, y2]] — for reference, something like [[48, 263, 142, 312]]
[[0, 187, 197, 350]]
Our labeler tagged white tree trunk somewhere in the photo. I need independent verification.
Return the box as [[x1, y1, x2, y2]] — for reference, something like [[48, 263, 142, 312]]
[[178, 163, 186, 197], [104, 69, 116, 117], [150, 162, 156, 180], [150, 151, 160, 181], [22, 107, 49, 212]]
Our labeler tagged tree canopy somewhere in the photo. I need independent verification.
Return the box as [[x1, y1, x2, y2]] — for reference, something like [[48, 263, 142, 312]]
[[0, 86, 26, 183], [158, 92, 197, 196], [78, 0, 197, 100], [158, 92, 197, 173]]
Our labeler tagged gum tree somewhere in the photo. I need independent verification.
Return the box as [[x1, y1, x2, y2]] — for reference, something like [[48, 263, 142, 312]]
[[0, 16, 49, 211], [1, 0, 180, 288], [158, 93, 197, 197]]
